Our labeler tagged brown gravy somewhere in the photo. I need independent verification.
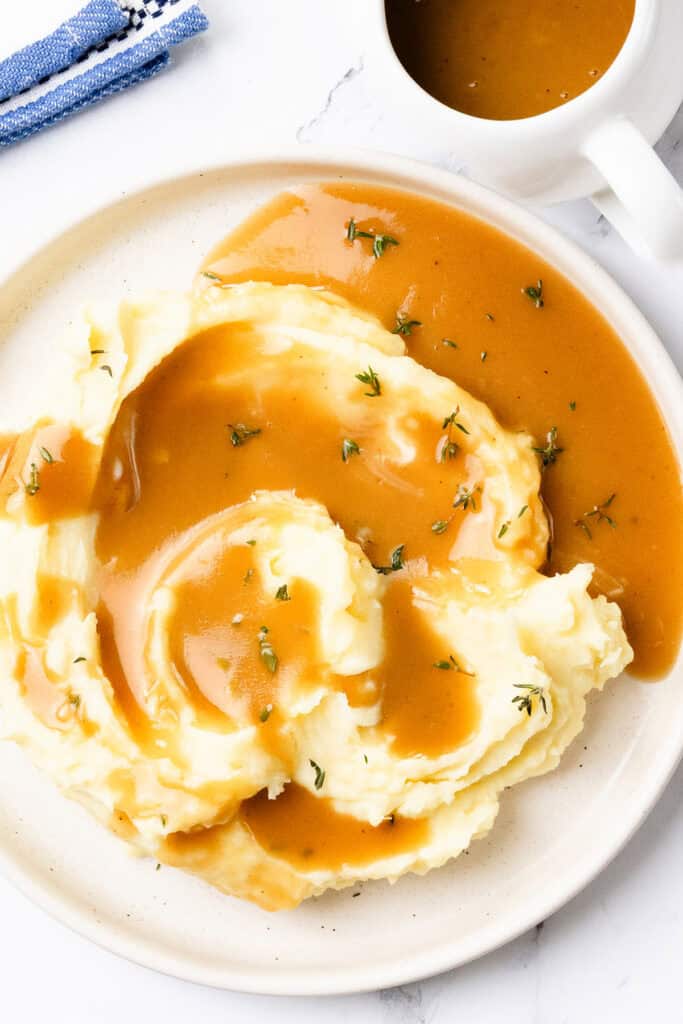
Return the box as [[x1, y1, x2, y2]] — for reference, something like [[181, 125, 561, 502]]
[[241, 783, 429, 872], [205, 182, 683, 679], [386, 0, 635, 120]]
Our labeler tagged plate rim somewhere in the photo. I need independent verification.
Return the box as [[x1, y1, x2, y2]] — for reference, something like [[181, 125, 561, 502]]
[[0, 145, 681, 996]]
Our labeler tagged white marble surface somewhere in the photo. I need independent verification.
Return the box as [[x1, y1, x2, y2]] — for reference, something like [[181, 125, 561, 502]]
[[0, 1, 681, 1019]]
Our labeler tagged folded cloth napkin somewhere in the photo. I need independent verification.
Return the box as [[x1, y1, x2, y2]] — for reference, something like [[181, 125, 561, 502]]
[[0, 0, 208, 147]]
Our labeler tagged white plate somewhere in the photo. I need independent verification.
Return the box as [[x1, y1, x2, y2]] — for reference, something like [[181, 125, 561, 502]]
[[0, 149, 681, 996]]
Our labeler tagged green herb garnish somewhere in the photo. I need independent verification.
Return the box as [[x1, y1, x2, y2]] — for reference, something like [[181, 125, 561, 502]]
[[100, 364, 113, 377], [258, 626, 278, 673], [431, 519, 450, 534], [346, 218, 399, 260], [442, 338, 459, 349], [498, 521, 510, 539], [480, 351, 488, 362], [532, 426, 563, 469], [202, 270, 222, 282], [512, 684, 548, 715], [73, 656, 86, 664], [453, 484, 479, 512], [373, 544, 405, 575], [25, 463, 40, 496], [569, 400, 576, 411], [228, 423, 261, 447], [275, 584, 290, 601], [259, 704, 273, 723], [309, 759, 326, 789], [392, 314, 422, 336], [433, 654, 474, 674], [523, 279, 544, 308], [341, 438, 361, 462], [574, 493, 617, 540], [355, 365, 381, 397], [39, 446, 54, 464], [518, 505, 529, 518]]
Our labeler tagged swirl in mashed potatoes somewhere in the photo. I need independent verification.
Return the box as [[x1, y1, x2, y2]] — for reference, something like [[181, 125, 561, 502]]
[[0, 281, 632, 909]]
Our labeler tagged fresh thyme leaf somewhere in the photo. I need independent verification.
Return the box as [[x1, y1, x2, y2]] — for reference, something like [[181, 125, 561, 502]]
[[355, 365, 381, 397], [25, 463, 40, 496], [512, 683, 548, 715], [440, 441, 459, 462], [523, 279, 544, 308], [363, 753, 368, 765], [441, 408, 469, 433], [453, 484, 479, 512], [392, 314, 422, 336], [160, 814, 167, 827], [518, 505, 528, 518], [373, 544, 405, 575], [480, 351, 488, 362], [155, 862, 161, 871], [244, 568, 254, 584], [90, 348, 106, 355], [73, 656, 86, 664], [202, 270, 222, 281], [442, 338, 459, 349], [228, 423, 261, 447], [532, 426, 563, 469], [68, 693, 81, 708], [498, 521, 510, 538], [569, 400, 576, 411], [372, 234, 399, 259], [275, 584, 290, 601], [100, 364, 113, 377], [440, 407, 469, 461], [431, 519, 450, 534], [341, 438, 361, 462], [346, 218, 399, 259], [258, 625, 278, 673], [434, 654, 474, 675], [246, 539, 257, 546], [574, 493, 617, 537], [39, 446, 54, 464], [485, 312, 495, 322], [346, 217, 374, 243], [259, 704, 273, 723], [309, 759, 326, 789]]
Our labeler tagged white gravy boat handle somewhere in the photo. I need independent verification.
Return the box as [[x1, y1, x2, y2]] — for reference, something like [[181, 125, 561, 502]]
[[583, 117, 683, 260]]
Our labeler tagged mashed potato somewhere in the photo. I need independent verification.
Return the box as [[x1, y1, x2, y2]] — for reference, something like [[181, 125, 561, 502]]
[[0, 282, 632, 909]]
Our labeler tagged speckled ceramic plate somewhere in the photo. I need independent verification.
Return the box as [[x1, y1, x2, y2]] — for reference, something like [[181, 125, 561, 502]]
[[0, 149, 681, 995]]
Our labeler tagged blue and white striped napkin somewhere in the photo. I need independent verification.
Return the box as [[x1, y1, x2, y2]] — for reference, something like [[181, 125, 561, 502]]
[[0, 0, 208, 147]]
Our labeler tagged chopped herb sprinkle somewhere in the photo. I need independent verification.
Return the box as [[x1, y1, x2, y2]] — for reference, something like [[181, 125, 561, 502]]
[[574, 493, 617, 539], [532, 426, 563, 469], [498, 521, 510, 539], [202, 270, 223, 282], [259, 704, 273, 723], [442, 338, 459, 349], [25, 463, 40, 496], [39, 446, 54, 464], [355, 365, 381, 397], [373, 544, 405, 575], [569, 400, 576, 411], [275, 584, 291, 601], [392, 314, 422, 336], [310, 759, 326, 789], [90, 348, 106, 355], [523, 279, 544, 308], [485, 312, 495, 322], [453, 484, 479, 512], [512, 684, 548, 715], [100, 364, 113, 377], [518, 505, 529, 518], [346, 218, 399, 260], [480, 351, 488, 362], [228, 423, 261, 447], [431, 519, 450, 534], [73, 656, 86, 664], [433, 654, 473, 674], [258, 626, 278, 673], [341, 438, 361, 462]]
